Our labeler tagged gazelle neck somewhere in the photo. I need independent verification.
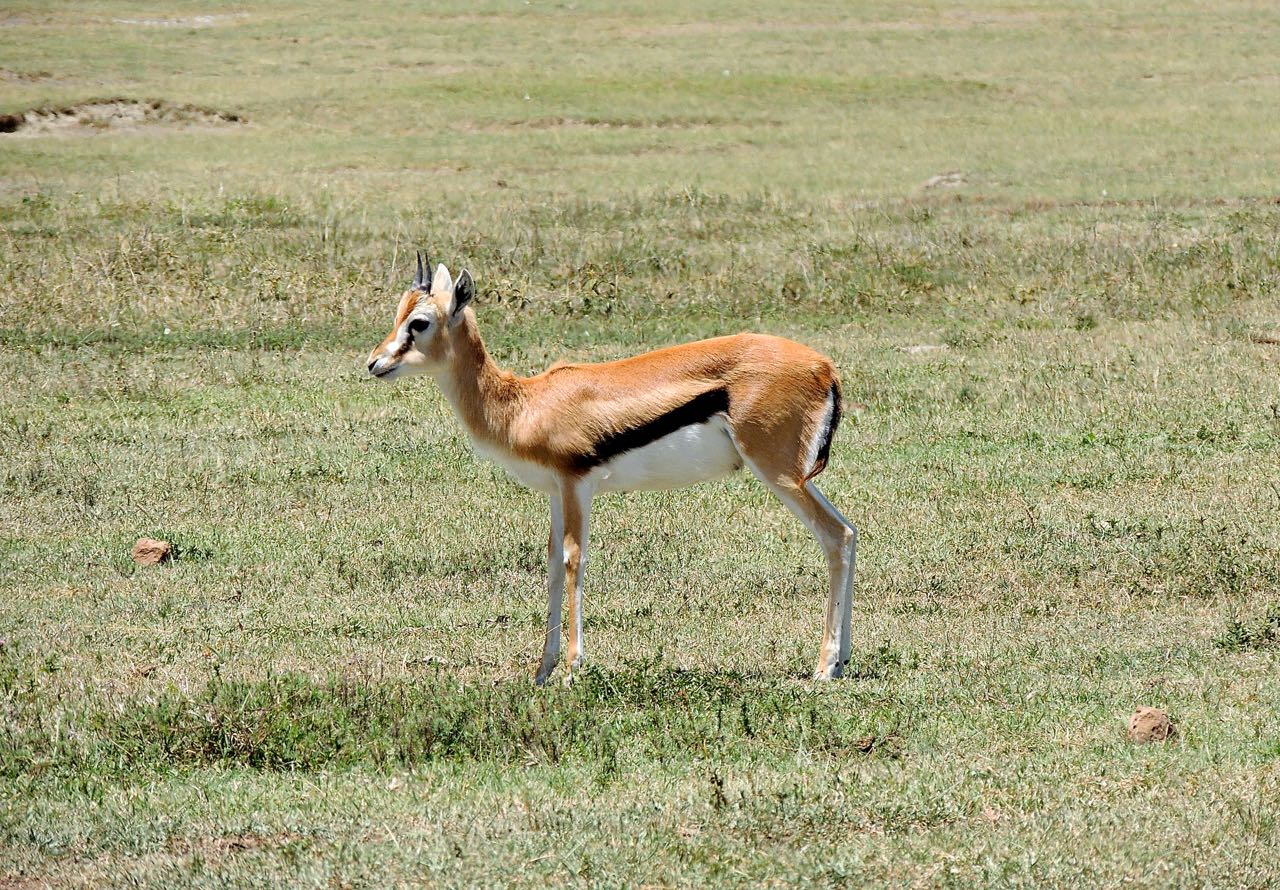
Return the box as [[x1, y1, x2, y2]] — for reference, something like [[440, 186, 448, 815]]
[[433, 312, 521, 443]]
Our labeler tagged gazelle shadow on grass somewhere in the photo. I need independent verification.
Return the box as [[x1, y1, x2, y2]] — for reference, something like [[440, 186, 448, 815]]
[[1, 659, 907, 778]]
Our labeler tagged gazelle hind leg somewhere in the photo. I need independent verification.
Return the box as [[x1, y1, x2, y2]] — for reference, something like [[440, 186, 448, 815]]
[[806, 482, 857, 678], [740, 456, 857, 679]]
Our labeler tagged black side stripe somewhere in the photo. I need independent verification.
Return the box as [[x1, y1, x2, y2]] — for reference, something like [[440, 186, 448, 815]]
[[572, 387, 730, 472]]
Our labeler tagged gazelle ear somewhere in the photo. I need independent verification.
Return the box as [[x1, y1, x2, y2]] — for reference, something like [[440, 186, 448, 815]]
[[451, 269, 474, 319], [431, 263, 452, 295]]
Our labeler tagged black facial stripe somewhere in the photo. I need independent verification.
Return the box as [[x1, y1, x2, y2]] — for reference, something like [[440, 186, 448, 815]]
[[390, 317, 431, 361], [572, 388, 731, 472]]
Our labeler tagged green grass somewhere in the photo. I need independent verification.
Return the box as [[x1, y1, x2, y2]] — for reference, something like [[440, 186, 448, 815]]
[[3, 1, 1280, 886]]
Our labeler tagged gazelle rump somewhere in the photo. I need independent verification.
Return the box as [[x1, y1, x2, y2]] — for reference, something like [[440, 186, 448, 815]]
[[367, 254, 858, 683]]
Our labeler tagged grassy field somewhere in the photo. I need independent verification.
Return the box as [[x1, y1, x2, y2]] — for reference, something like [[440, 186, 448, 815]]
[[3, 1, 1280, 886]]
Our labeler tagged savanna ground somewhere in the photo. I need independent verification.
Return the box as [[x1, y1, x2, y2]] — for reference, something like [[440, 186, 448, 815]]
[[2, 1, 1280, 886]]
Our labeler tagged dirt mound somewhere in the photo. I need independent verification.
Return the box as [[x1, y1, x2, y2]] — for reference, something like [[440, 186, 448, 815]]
[[1127, 706, 1175, 743], [0, 98, 244, 136]]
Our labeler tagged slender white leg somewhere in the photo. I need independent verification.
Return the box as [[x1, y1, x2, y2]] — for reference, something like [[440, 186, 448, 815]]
[[534, 494, 566, 686], [562, 481, 592, 680], [807, 482, 857, 678], [738, 452, 856, 680]]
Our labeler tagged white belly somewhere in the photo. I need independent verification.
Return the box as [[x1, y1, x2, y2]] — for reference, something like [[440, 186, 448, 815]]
[[591, 416, 742, 492]]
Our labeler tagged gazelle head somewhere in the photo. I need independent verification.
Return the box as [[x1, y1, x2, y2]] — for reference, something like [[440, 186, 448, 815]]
[[367, 252, 475, 381]]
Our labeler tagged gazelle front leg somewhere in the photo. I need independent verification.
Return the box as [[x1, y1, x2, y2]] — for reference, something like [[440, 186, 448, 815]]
[[535, 494, 567, 686], [534, 480, 592, 685]]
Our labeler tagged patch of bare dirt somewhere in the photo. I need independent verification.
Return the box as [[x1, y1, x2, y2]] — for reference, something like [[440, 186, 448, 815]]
[[467, 115, 744, 133], [853, 732, 904, 756], [623, 12, 1045, 38], [1231, 73, 1280, 86], [923, 170, 967, 189], [940, 10, 1045, 26], [625, 19, 925, 37], [172, 832, 299, 856], [0, 98, 244, 137], [0, 875, 50, 889], [112, 13, 248, 27], [381, 61, 470, 75], [0, 67, 52, 82], [1, 833, 300, 888], [625, 141, 745, 158]]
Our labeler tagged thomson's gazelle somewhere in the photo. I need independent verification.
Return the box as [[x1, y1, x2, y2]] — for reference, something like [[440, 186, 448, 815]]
[[368, 254, 857, 683]]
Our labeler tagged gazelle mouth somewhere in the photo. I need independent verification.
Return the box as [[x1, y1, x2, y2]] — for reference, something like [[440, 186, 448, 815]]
[[368, 359, 398, 378]]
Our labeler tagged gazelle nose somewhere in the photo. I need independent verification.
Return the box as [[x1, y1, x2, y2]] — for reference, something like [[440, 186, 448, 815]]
[[367, 360, 377, 373]]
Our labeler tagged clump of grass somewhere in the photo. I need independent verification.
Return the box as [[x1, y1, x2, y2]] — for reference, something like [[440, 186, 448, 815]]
[[844, 641, 916, 681], [1005, 513, 1279, 598], [1214, 605, 1280, 652]]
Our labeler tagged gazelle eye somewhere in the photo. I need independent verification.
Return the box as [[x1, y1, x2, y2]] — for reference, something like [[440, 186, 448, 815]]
[[407, 317, 431, 337]]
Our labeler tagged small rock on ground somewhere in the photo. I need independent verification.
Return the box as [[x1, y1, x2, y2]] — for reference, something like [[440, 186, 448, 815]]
[[132, 538, 172, 565]]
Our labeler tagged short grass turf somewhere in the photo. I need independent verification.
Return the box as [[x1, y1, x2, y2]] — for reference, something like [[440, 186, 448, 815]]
[[3, 1, 1280, 886]]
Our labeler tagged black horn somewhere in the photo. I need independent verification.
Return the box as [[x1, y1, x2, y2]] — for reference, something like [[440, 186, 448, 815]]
[[413, 251, 427, 290]]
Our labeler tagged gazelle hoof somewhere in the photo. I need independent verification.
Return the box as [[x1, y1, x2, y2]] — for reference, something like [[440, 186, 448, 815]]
[[560, 657, 584, 687], [813, 662, 845, 681]]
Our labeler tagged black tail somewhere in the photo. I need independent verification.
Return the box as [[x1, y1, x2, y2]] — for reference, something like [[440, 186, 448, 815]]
[[805, 380, 843, 481]]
